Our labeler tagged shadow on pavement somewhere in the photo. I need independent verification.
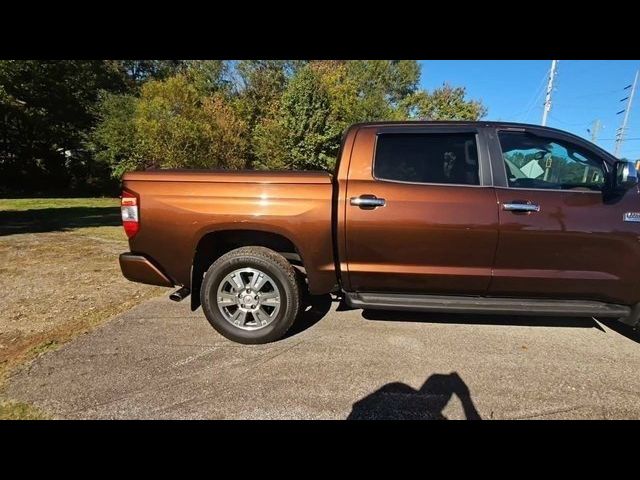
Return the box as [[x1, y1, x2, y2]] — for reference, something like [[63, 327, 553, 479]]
[[348, 372, 481, 420], [286, 294, 333, 338], [360, 308, 605, 330], [0, 207, 120, 236], [597, 318, 640, 344]]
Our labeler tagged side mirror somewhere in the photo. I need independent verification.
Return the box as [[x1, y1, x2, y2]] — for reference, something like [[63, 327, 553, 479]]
[[614, 160, 638, 190]]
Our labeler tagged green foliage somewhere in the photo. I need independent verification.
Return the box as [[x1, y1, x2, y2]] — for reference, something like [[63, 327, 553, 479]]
[[0, 60, 127, 193], [254, 65, 339, 170], [0, 197, 118, 211], [93, 74, 247, 177], [2, 60, 487, 192], [135, 75, 207, 170], [0, 400, 49, 420], [232, 60, 303, 166], [234, 61, 298, 123], [92, 92, 140, 176], [251, 61, 484, 171], [407, 84, 487, 121], [105, 60, 188, 90], [183, 60, 230, 95], [344, 60, 421, 120]]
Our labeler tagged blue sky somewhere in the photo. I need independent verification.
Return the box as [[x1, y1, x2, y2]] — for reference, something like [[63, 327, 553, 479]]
[[419, 60, 640, 159]]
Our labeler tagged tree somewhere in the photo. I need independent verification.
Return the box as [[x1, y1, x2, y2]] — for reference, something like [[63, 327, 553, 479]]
[[233, 61, 300, 124], [90, 60, 488, 182], [105, 60, 188, 90], [253, 65, 339, 170], [93, 74, 247, 177], [232, 60, 304, 166], [407, 83, 487, 121], [183, 60, 230, 95], [250, 61, 486, 172], [343, 60, 421, 120], [0, 60, 127, 193], [91, 92, 140, 177], [252, 61, 419, 171]]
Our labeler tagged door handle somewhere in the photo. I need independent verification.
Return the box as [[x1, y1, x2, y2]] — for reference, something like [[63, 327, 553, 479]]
[[502, 202, 541, 213], [350, 195, 386, 209]]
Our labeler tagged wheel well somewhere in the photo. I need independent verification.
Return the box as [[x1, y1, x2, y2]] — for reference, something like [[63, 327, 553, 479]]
[[191, 230, 304, 311]]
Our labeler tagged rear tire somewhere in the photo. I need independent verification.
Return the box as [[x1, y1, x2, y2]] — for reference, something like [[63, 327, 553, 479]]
[[200, 246, 301, 344]]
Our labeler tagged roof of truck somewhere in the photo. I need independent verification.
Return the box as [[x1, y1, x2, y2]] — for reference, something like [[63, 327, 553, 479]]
[[352, 120, 568, 131], [349, 120, 617, 160]]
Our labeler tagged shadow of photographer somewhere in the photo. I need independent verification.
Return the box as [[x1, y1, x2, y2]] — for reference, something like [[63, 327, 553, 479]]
[[348, 372, 481, 420]]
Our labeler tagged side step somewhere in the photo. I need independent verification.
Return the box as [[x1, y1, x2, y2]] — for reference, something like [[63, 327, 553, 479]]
[[345, 292, 631, 318]]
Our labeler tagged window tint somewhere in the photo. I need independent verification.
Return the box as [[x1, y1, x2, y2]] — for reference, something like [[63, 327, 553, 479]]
[[374, 133, 480, 185], [498, 131, 605, 191]]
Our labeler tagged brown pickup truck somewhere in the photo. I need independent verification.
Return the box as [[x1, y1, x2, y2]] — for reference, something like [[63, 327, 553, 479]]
[[119, 121, 640, 343]]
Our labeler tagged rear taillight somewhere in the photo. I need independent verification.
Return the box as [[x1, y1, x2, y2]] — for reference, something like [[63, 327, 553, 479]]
[[121, 191, 139, 238]]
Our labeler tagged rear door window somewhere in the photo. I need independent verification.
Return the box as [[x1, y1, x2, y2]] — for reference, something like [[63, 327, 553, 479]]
[[374, 133, 480, 186]]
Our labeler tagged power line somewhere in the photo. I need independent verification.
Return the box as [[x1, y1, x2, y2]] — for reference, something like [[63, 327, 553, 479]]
[[512, 69, 549, 120], [523, 81, 547, 121], [599, 137, 640, 141], [548, 114, 590, 127], [561, 88, 621, 101]]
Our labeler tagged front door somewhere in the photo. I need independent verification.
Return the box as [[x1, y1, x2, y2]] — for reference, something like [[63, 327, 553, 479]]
[[344, 126, 499, 295], [488, 128, 640, 305]]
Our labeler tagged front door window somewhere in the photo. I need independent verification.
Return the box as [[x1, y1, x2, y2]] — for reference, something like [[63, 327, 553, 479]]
[[498, 131, 605, 191]]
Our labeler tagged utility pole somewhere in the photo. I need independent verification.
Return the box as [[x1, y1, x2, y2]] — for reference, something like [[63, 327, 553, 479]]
[[583, 119, 603, 182], [588, 119, 602, 144], [541, 60, 559, 126], [614, 70, 639, 157]]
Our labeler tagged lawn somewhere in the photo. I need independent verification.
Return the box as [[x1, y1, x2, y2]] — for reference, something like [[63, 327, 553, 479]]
[[0, 197, 119, 210], [0, 198, 166, 419]]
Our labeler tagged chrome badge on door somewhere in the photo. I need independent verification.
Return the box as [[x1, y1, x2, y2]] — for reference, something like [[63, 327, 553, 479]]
[[624, 212, 640, 222]]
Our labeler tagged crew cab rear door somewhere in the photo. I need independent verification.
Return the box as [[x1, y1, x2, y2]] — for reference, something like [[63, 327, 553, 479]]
[[343, 125, 499, 295], [487, 126, 640, 305]]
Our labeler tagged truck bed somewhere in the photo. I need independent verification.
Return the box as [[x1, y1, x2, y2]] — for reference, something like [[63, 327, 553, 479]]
[[122, 169, 337, 299]]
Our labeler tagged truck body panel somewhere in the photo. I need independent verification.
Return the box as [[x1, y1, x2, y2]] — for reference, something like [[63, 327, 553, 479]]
[[123, 171, 336, 294], [342, 124, 499, 295], [490, 186, 640, 304], [119, 121, 640, 329]]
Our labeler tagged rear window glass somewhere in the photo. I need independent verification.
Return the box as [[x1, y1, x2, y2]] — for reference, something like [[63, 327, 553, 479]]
[[374, 133, 480, 185]]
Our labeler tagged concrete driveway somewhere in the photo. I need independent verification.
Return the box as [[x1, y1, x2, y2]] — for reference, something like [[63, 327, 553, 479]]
[[6, 294, 640, 419]]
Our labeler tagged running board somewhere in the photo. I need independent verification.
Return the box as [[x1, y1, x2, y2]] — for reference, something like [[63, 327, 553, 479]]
[[344, 292, 631, 318]]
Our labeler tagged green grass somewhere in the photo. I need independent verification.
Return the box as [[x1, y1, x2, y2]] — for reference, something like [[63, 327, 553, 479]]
[[0, 196, 159, 420], [0, 197, 118, 211], [29, 340, 61, 357], [71, 226, 127, 241], [0, 400, 50, 420], [0, 197, 122, 236]]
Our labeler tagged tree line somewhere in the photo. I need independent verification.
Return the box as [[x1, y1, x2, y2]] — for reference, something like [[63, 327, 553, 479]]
[[0, 60, 487, 196]]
